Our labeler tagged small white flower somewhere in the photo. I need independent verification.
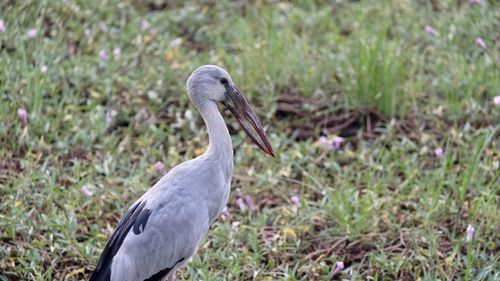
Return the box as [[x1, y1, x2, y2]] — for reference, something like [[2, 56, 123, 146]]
[[244, 195, 257, 211], [104, 110, 117, 125], [332, 136, 345, 149], [113, 47, 121, 59], [222, 206, 231, 218], [475, 37, 486, 49], [99, 21, 108, 32], [319, 136, 345, 150], [141, 20, 150, 31], [27, 28, 38, 38], [40, 65, 48, 73], [466, 224, 475, 242], [80, 185, 93, 197], [169, 38, 183, 48], [424, 25, 439, 37], [99, 50, 108, 60], [434, 148, 444, 160], [235, 198, 247, 211], [17, 108, 28, 124], [231, 221, 240, 231], [319, 136, 329, 147], [290, 195, 300, 207], [334, 261, 345, 274], [153, 161, 164, 172], [84, 29, 93, 41], [0, 19, 5, 33], [494, 96, 500, 106]]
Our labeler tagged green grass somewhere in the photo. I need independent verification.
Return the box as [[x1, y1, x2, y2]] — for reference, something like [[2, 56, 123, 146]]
[[1, 0, 499, 280]]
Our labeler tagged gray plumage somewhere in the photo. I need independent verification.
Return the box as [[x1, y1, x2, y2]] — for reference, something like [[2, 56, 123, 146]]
[[90, 65, 273, 281]]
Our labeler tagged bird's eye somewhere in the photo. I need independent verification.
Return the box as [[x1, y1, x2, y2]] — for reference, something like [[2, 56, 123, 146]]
[[220, 78, 228, 84]]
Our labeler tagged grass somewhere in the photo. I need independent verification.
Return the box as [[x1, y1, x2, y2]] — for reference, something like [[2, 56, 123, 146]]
[[1, 0, 499, 280]]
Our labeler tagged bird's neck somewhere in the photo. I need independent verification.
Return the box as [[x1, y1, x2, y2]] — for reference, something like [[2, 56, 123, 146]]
[[198, 101, 234, 178]]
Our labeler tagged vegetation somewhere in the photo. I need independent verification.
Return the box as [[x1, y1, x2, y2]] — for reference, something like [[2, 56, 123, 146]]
[[0, 0, 498, 280]]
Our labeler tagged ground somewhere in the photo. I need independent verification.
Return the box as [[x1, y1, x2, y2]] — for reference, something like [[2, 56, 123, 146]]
[[0, 0, 499, 280]]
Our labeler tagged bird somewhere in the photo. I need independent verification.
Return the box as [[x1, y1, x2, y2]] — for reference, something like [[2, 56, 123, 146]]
[[90, 65, 274, 281]]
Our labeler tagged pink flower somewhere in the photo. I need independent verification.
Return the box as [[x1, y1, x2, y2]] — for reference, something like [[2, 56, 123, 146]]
[[334, 261, 345, 274], [99, 21, 108, 32], [141, 20, 150, 31], [231, 221, 240, 231], [104, 110, 117, 125], [475, 37, 486, 49], [40, 65, 48, 73], [222, 206, 231, 218], [434, 148, 444, 160], [319, 136, 345, 150], [84, 29, 93, 41], [244, 195, 257, 211], [469, 0, 481, 4], [494, 96, 500, 106], [424, 25, 439, 37], [466, 224, 475, 242], [17, 108, 28, 124], [332, 136, 345, 149], [99, 50, 108, 60], [169, 38, 183, 48], [319, 136, 329, 147], [235, 198, 247, 211], [27, 28, 37, 38], [290, 195, 300, 207], [80, 185, 93, 197], [153, 161, 164, 172], [0, 19, 5, 33], [113, 47, 121, 59]]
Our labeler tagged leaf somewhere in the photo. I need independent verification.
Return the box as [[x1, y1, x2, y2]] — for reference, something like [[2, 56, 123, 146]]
[[195, 147, 205, 156], [96, 233, 107, 239], [144, 35, 154, 43], [68, 268, 85, 276], [445, 251, 456, 266], [165, 51, 175, 62], [283, 227, 297, 238]]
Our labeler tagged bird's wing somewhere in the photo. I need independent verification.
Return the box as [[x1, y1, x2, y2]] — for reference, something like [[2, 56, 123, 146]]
[[90, 177, 211, 281], [89, 200, 153, 281]]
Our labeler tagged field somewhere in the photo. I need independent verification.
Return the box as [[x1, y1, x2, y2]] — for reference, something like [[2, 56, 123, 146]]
[[0, 0, 499, 280]]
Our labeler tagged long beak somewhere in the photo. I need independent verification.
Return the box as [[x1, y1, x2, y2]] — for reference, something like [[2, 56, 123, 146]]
[[223, 83, 275, 157]]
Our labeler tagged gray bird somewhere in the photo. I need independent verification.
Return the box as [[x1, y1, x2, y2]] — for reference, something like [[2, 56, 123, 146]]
[[90, 65, 274, 281]]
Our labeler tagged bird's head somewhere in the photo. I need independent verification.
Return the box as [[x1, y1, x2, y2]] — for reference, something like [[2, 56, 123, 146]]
[[187, 65, 274, 157]]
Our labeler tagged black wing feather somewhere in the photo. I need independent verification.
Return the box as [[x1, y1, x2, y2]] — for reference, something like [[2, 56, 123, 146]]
[[89, 201, 152, 281], [144, 257, 185, 281], [133, 208, 152, 235]]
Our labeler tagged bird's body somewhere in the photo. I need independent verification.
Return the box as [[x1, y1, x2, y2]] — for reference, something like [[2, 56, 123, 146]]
[[90, 65, 273, 281]]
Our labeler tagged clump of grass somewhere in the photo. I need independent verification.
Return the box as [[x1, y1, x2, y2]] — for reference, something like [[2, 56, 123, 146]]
[[344, 27, 408, 117]]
